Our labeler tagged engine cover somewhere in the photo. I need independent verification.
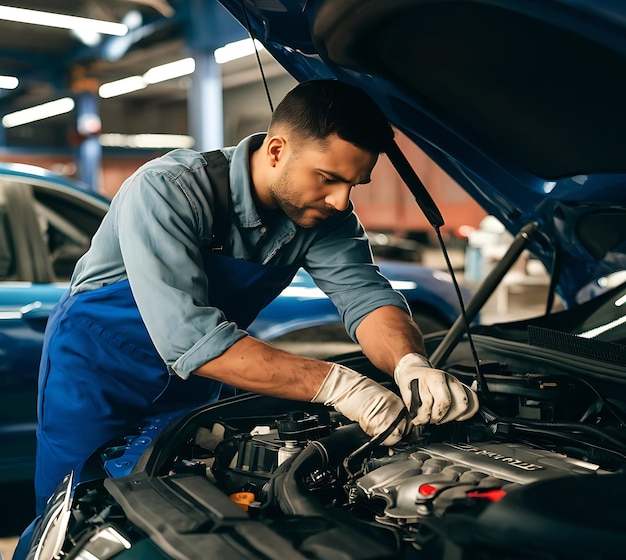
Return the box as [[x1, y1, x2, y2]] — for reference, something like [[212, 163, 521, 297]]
[[354, 441, 605, 523]]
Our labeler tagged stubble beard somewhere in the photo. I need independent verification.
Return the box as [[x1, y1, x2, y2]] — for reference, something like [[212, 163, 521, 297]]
[[268, 162, 336, 229]]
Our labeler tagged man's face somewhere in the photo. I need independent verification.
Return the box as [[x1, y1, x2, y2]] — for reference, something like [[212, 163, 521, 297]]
[[268, 134, 377, 228]]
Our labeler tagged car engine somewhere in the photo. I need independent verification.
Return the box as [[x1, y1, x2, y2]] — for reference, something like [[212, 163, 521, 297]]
[[30, 347, 626, 560]]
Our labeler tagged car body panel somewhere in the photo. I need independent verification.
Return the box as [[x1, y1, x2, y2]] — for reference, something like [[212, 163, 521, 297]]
[[217, 0, 626, 306]]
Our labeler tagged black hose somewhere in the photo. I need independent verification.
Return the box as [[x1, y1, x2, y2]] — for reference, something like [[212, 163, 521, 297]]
[[276, 424, 368, 516], [510, 424, 626, 462], [493, 416, 626, 449], [343, 409, 410, 479]]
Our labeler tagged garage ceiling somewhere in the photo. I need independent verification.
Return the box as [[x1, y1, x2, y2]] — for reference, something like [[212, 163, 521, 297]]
[[1, 1, 179, 102], [0, 0, 287, 147]]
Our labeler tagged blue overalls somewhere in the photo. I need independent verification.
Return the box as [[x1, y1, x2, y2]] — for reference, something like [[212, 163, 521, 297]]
[[34, 247, 299, 514]]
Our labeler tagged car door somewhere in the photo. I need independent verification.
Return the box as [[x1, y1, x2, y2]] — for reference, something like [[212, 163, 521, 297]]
[[0, 175, 107, 482]]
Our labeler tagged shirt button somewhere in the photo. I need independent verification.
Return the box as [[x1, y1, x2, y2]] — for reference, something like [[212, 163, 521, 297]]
[[259, 226, 267, 234]]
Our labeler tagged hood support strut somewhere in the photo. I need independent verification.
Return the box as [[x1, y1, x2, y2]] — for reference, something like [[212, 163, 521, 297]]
[[430, 221, 541, 368]]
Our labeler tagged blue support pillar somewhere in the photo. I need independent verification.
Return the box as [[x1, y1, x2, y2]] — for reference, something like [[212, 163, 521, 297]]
[[185, 0, 247, 151], [188, 50, 223, 151], [74, 90, 102, 192]]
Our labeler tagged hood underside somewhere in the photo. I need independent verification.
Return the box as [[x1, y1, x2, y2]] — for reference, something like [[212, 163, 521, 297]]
[[219, 0, 626, 305]]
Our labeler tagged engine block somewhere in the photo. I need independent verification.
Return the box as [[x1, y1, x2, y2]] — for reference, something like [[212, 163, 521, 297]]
[[352, 441, 605, 523]]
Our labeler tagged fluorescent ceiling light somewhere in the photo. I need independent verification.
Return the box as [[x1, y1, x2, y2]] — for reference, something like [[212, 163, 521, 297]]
[[0, 75, 18, 90], [99, 133, 195, 149], [99, 76, 146, 98], [144, 58, 195, 84], [99, 58, 196, 98], [2, 97, 75, 128], [214, 38, 264, 64], [0, 5, 127, 36], [71, 27, 102, 47]]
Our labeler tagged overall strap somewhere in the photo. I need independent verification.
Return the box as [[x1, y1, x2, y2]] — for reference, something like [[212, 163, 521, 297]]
[[201, 150, 231, 252]]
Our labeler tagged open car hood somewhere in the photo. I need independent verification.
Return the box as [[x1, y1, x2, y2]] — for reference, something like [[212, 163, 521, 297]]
[[217, 0, 626, 307]]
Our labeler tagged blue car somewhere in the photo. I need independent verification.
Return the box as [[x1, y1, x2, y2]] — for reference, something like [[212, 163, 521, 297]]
[[0, 162, 465, 484], [19, 1, 626, 559], [0, 163, 108, 486]]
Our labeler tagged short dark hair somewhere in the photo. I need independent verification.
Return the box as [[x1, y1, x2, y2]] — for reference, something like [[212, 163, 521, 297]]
[[269, 79, 394, 154]]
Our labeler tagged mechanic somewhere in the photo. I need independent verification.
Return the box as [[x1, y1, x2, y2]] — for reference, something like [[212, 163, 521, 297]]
[[34, 79, 479, 513]]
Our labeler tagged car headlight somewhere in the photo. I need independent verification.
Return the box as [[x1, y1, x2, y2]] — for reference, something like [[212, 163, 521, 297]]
[[34, 471, 74, 560]]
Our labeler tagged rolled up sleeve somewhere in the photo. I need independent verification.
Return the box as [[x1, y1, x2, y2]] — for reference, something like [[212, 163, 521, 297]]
[[115, 156, 247, 379], [303, 208, 410, 341]]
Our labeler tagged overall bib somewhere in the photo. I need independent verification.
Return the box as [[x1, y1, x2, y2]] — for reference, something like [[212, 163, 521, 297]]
[[34, 240, 299, 514]]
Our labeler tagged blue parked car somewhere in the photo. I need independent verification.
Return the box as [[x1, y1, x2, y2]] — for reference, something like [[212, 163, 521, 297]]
[[0, 163, 108, 486], [0, 161, 465, 484]]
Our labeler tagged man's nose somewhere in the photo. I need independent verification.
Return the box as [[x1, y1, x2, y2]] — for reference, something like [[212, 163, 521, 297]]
[[325, 185, 351, 212]]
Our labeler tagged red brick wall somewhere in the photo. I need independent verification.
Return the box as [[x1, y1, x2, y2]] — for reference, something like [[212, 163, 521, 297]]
[[351, 132, 486, 240]]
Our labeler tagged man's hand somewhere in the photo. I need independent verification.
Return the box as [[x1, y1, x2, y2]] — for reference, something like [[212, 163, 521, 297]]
[[394, 353, 479, 425], [312, 363, 410, 445]]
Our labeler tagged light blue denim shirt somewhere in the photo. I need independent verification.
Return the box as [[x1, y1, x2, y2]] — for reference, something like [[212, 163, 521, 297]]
[[71, 134, 408, 378]]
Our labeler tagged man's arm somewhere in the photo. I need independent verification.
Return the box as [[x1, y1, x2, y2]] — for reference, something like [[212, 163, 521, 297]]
[[355, 305, 427, 375], [193, 335, 410, 446], [194, 335, 330, 401], [356, 305, 480, 425], [193, 304, 423, 398]]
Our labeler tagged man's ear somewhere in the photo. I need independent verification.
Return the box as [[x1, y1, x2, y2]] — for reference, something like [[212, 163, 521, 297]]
[[266, 135, 287, 167]]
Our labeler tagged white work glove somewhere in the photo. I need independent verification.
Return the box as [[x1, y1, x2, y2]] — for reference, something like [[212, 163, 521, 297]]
[[312, 363, 410, 446], [394, 353, 479, 426]]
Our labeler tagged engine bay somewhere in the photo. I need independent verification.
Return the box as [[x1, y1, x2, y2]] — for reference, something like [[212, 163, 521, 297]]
[[40, 344, 626, 560]]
